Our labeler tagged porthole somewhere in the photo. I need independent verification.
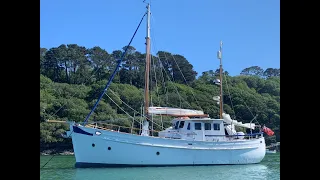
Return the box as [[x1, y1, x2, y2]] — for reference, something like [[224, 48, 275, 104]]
[[108, 147, 111, 150], [92, 143, 95, 147], [156, 152, 160, 155]]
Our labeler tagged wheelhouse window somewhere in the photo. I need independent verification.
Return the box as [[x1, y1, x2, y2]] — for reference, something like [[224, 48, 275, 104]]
[[213, 123, 220, 130], [179, 121, 185, 128], [187, 123, 190, 130], [204, 123, 211, 130], [174, 121, 179, 129], [195, 123, 201, 130]]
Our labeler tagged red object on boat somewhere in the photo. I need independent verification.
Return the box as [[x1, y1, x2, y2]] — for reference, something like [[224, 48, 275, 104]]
[[262, 126, 274, 136]]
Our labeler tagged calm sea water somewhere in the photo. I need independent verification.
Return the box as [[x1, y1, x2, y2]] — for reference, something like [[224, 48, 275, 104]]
[[40, 153, 280, 180]]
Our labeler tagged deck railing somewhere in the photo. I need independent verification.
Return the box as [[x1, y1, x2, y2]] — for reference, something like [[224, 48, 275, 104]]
[[86, 123, 160, 136], [85, 123, 263, 140]]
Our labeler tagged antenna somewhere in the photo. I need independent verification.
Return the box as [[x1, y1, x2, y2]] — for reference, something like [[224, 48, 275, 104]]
[[143, 0, 153, 4], [217, 40, 223, 119]]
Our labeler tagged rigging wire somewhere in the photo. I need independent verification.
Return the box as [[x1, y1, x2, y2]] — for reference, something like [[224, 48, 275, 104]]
[[150, 54, 164, 129], [150, 13, 200, 111], [222, 72, 261, 127], [149, 15, 169, 106], [107, 90, 165, 130], [151, 54, 161, 106], [149, 17, 189, 108], [82, 12, 147, 125], [47, 53, 113, 119], [149, 14, 191, 109], [105, 94, 138, 121], [161, 52, 193, 108], [41, 11, 147, 169], [223, 72, 236, 119], [170, 54, 203, 110]]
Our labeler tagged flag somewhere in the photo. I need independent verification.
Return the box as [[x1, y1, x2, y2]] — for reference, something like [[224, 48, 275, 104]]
[[262, 126, 274, 136]]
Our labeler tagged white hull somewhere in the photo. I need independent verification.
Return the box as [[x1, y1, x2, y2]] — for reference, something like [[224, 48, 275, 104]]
[[69, 124, 266, 167]]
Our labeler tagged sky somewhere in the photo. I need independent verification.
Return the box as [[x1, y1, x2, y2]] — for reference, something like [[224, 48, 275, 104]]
[[40, 0, 279, 76]]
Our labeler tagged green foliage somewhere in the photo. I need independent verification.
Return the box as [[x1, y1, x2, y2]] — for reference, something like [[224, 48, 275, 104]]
[[40, 45, 280, 149], [40, 122, 69, 143], [265, 136, 277, 145], [240, 66, 264, 76]]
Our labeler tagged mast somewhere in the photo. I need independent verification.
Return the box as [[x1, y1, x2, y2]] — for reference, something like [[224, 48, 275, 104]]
[[144, 3, 151, 120], [218, 41, 223, 118]]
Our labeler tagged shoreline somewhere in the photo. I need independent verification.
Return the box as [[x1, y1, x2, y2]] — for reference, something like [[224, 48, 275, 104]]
[[40, 150, 74, 156]]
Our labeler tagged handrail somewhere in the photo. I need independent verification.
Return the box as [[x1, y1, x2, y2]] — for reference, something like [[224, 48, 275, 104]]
[[205, 133, 263, 137], [85, 123, 263, 139], [86, 123, 161, 134], [46, 120, 263, 139]]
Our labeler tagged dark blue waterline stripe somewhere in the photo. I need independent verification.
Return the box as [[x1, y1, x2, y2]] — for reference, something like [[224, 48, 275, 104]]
[[75, 162, 260, 168]]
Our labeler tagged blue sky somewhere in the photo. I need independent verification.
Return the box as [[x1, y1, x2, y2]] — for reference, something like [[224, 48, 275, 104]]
[[40, 0, 279, 76]]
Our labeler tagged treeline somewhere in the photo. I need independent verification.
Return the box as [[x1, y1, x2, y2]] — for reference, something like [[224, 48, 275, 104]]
[[40, 44, 280, 151]]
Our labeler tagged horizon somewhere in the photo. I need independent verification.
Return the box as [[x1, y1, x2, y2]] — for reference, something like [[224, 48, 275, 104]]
[[40, 0, 280, 76]]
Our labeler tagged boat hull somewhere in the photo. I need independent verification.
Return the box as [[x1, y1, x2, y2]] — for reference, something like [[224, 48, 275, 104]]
[[70, 125, 266, 168]]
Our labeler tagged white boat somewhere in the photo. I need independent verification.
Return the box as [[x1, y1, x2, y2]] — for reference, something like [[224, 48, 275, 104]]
[[56, 2, 268, 168]]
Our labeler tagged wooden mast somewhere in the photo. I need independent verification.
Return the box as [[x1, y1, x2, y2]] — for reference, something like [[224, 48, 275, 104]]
[[144, 3, 151, 121], [218, 41, 223, 118]]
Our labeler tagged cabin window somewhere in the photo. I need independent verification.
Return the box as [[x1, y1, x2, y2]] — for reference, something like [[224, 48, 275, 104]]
[[204, 123, 211, 130], [195, 123, 202, 130], [174, 121, 179, 129], [179, 121, 185, 128], [187, 123, 190, 130], [213, 123, 220, 130]]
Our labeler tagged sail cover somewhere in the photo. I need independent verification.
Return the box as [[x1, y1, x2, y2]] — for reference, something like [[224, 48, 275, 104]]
[[222, 113, 256, 130], [148, 107, 204, 116]]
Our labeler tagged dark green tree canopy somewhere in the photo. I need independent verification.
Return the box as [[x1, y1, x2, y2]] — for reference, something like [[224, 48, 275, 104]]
[[40, 45, 280, 150]]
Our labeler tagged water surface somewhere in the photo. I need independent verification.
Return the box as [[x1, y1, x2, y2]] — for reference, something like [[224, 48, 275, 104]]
[[40, 153, 280, 180]]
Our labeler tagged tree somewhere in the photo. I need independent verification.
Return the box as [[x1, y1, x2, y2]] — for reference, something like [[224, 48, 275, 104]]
[[87, 46, 111, 81], [66, 44, 91, 84], [39, 44, 280, 150], [156, 51, 197, 84], [214, 68, 229, 76], [197, 70, 216, 84], [40, 47, 47, 74], [43, 47, 59, 81], [264, 68, 280, 78], [240, 66, 264, 77]]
